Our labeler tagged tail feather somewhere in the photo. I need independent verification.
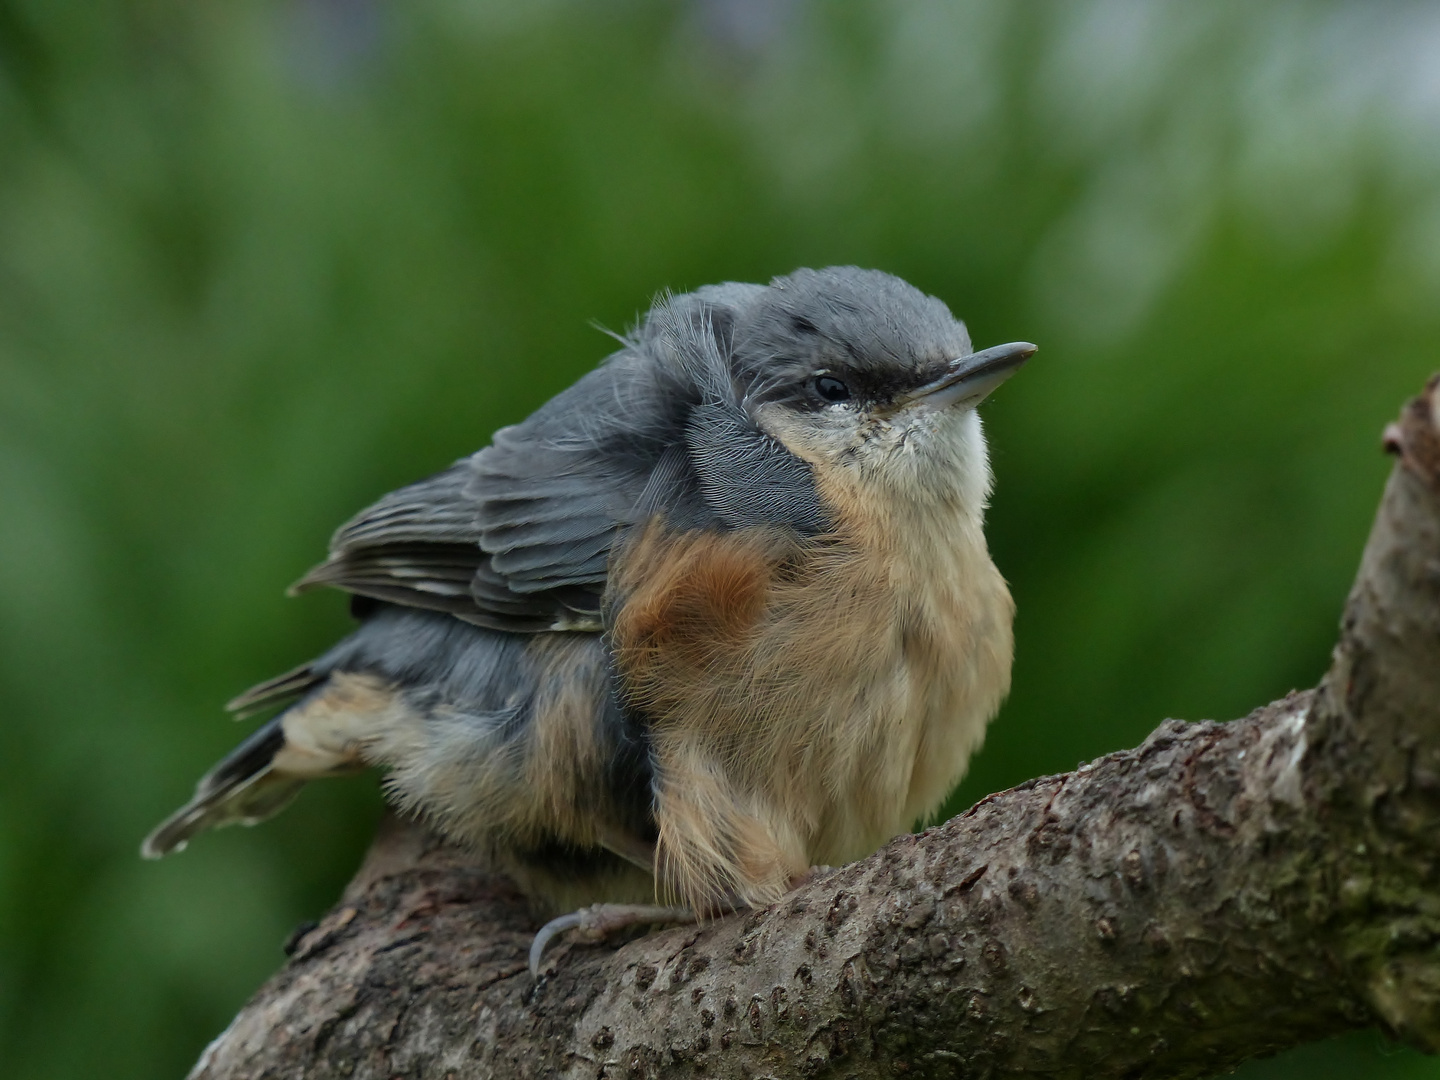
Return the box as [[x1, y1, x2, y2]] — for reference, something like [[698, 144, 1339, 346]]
[[226, 662, 324, 718], [143, 669, 398, 859], [142, 718, 304, 858]]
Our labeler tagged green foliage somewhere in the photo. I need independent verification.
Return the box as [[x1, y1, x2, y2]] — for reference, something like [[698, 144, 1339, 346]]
[[1, 1, 1437, 1075]]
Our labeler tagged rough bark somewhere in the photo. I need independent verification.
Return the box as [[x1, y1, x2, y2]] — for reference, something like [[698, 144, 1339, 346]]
[[191, 377, 1440, 1080]]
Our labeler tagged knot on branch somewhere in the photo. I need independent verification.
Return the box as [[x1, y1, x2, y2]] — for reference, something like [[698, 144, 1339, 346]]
[[1383, 373, 1440, 491]]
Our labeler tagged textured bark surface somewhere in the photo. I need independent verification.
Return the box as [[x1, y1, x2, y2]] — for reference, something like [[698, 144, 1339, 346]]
[[192, 377, 1440, 1080]]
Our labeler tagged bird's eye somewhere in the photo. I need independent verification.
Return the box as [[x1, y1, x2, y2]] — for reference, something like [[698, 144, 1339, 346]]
[[814, 375, 851, 403]]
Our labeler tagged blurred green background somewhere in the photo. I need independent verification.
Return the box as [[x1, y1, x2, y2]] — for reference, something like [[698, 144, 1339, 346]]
[[2, 0, 1438, 1076]]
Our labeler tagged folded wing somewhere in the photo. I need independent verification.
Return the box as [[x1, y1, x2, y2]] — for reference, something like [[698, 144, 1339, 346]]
[[292, 362, 686, 632]]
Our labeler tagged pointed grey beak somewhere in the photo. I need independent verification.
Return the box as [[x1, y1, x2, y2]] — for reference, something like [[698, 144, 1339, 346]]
[[895, 341, 1037, 413]]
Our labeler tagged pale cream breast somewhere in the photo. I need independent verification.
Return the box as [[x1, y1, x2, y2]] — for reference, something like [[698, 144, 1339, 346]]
[[803, 469, 1014, 867]]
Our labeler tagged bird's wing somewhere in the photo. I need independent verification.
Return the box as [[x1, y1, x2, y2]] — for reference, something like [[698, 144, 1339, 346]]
[[292, 297, 834, 633], [293, 363, 680, 633]]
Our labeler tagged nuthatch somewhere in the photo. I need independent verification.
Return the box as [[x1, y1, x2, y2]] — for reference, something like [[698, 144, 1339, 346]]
[[143, 266, 1033, 974]]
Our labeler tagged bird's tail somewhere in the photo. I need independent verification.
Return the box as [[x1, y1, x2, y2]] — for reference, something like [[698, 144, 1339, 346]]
[[141, 718, 307, 858], [141, 664, 375, 859]]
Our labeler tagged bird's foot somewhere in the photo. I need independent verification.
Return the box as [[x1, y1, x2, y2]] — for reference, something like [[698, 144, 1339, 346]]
[[529, 903, 695, 977]]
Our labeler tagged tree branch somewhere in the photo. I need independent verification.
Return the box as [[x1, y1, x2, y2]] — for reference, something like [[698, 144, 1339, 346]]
[[190, 376, 1440, 1080]]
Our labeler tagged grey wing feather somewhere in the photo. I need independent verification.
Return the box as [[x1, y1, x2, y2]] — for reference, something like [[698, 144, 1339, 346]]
[[463, 359, 694, 595], [293, 463, 607, 632], [329, 463, 479, 547], [292, 362, 682, 631]]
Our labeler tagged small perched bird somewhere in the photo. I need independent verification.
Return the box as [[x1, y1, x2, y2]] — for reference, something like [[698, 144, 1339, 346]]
[[144, 267, 1031, 972]]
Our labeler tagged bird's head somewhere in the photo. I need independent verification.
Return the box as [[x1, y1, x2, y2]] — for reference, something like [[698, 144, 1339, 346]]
[[721, 267, 1034, 512]]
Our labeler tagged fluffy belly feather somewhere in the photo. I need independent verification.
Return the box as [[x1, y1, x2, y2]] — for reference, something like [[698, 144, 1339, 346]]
[[809, 505, 1013, 865], [610, 494, 1013, 910]]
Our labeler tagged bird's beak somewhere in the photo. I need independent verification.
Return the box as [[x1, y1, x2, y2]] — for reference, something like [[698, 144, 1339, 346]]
[[893, 341, 1037, 413]]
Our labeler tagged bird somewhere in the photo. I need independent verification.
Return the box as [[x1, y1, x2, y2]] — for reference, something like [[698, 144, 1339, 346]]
[[142, 266, 1032, 974]]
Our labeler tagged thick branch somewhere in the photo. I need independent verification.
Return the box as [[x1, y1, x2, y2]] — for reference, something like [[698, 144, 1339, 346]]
[[192, 377, 1440, 1080]]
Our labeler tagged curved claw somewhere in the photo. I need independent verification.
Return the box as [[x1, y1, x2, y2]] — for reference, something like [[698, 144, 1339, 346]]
[[530, 910, 586, 977], [527, 903, 698, 978]]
